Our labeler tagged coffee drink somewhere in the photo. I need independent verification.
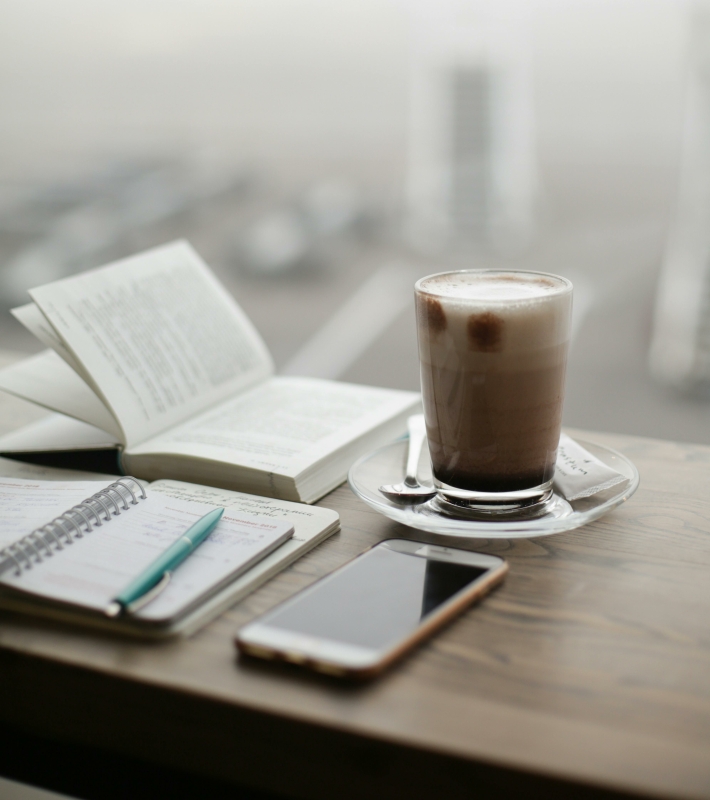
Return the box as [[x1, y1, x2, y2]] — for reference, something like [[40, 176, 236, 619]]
[[415, 270, 572, 497]]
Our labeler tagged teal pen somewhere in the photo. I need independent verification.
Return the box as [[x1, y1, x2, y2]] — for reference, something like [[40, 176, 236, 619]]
[[105, 507, 225, 617]]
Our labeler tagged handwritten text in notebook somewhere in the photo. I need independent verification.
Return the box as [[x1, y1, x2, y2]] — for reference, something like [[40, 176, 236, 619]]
[[0, 481, 293, 622]]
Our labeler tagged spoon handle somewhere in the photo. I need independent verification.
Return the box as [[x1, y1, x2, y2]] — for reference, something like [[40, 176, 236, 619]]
[[405, 415, 427, 487]]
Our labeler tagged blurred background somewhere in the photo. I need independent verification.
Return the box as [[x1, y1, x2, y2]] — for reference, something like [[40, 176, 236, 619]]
[[0, 0, 708, 443]]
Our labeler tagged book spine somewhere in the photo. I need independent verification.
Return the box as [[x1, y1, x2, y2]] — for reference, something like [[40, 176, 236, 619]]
[[0, 477, 146, 577]]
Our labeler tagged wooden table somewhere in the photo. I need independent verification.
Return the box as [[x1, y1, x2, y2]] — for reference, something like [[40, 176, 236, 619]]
[[0, 373, 708, 799]]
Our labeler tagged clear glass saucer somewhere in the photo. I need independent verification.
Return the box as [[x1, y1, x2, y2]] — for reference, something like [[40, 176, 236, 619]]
[[348, 436, 639, 539]]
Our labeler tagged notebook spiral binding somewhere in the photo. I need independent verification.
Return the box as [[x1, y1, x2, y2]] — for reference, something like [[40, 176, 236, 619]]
[[0, 477, 147, 577]]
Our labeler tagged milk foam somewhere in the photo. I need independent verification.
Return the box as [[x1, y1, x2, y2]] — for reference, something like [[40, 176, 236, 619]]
[[416, 271, 572, 358], [418, 271, 569, 303]]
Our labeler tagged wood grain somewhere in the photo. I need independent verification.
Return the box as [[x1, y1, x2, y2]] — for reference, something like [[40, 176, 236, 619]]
[[0, 378, 709, 798]]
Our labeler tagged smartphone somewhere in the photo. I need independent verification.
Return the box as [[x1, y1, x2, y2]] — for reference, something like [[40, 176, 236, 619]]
[[236, 539, 507, 679]]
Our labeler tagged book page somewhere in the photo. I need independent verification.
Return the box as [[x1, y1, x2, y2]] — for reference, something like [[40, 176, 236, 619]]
[[0, 351, 123, 439], [11, 303, 88, 380], [0, 455, 116, 482], [29, 241, 273, 448], [0, 490, 293, 621], [129, 376, 419, 477], [0, 413, 120, 454]]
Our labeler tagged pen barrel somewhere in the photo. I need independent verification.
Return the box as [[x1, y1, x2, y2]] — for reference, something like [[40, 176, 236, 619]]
[[114, 539, 193, 607]]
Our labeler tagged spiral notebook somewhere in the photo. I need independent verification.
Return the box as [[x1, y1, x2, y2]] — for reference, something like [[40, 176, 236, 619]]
[[0, 476, 295, 637]]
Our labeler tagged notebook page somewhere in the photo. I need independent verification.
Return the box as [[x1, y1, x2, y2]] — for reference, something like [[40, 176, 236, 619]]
[[147, 480, 339, 636], [0, 492, 293, 621], [29, 241, 273, 448], [0, 478, 112, 549], [150, 479, 339, 542]]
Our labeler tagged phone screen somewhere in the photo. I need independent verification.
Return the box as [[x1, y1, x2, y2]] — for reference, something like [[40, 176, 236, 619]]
[[259, 546, 487, 651]]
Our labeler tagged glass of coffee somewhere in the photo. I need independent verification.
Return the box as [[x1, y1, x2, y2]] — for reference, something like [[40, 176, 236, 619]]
[[415, 270, 572, 517]]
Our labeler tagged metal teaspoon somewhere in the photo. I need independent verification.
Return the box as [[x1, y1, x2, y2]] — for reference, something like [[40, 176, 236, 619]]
[[379, 415, 436, 503]]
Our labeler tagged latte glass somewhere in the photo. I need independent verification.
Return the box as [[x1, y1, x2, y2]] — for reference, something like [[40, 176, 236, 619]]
[[415, 270, 573, 516]]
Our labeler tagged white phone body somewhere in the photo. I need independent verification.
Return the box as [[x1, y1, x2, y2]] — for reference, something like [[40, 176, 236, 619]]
[[236, 539, 508, 678]]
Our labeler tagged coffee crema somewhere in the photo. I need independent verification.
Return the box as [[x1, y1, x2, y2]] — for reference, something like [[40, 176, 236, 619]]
[[415, 270, 572, 493]]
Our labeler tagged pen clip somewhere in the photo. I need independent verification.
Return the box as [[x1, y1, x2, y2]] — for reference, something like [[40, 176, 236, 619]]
[[125, 571, 172, 614]]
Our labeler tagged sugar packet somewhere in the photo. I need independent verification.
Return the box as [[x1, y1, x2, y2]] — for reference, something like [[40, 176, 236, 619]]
[[554, 433, 628, 501]]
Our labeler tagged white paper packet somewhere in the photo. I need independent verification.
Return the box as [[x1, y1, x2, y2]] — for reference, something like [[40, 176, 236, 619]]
[[554, 433, 628, 501]]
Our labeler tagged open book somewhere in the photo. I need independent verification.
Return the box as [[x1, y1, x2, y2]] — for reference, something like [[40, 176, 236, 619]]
[[0, 241, 419, 502]]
